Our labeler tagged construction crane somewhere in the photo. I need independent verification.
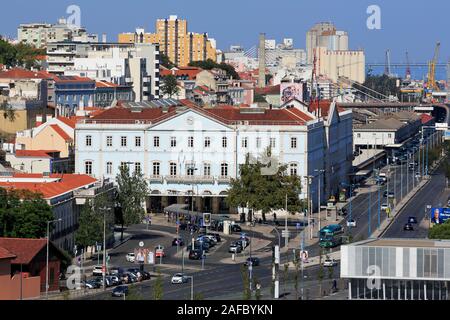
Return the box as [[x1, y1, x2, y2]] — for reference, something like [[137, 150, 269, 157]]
[[405, 51, 411, 79], [427, 42, 441, 93]]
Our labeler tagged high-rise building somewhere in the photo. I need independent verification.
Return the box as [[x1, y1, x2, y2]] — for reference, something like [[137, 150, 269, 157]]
[[118, 15, 216, 67], [18, 18, 98, 49]]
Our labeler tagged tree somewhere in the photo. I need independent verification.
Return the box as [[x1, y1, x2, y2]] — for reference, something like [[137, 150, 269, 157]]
[[293, 257, 300, 300], [160, 53, 176, 69], [75, 194, 113, 250], [161, 74, 180, 98], [1, 100, 16, 122], [353, 74, 400, 101], [253, 93, 267, 103], [116, 165, 149, 240], [0, 188, 53, 238], [152, 270, 164, 300], [0, 38, 45, 68], [429, 220, 450, 239], [188, 59, 240, 80], [227, 151, 303, 222]]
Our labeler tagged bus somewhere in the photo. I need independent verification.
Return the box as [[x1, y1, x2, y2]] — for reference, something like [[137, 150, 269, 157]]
[[319, 224, 344, 248]]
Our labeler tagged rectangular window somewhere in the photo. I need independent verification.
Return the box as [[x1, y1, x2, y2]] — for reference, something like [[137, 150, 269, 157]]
[[121, 136, 127, 147], [135, 136, 141, 147], [85, 135, 92, 147], [186, 164, 195, 176], [188, 136, 194, 148], [256, 137, 262, 148], [222, 137, 227, 148], [204, 137, 211, 148], [153, 162, 160, 176], [153, 136, 160, 147], [357, 133, 361, 138], [170, 163, 177, 176], [242, 137, 248, 148], [204, 163, 211, 177], [291, 137, 297, 149], [270, 138, 276, 149], [221, 163, 228, 177], [135, 162, 141, 174], [85, 161, 92, 175], [171, 137, 177, 148], [120, 162, 128, 170], [106, 136, 112, 147], [106, 162, 112, 175]]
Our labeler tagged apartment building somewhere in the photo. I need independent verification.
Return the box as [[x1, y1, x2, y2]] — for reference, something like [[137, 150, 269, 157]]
[[47, 42, 160, 102], [18, 18, 97, 49], [118, 15, 216, 66]]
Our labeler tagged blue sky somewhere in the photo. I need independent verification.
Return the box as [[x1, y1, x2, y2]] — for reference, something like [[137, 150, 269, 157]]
[[1, 0, 448, 64]]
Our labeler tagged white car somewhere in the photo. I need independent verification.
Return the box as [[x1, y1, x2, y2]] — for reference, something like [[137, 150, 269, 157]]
[[346, 219, 356, 228], [92, 265, 104, 276], [381, 203, 389, 210], [126, 253, 135, 262], [171, 273, 189, 284], [323, 259, 338, 267]]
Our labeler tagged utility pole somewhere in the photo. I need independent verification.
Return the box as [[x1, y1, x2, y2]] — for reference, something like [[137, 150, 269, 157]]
[[103, 207, 107, 291], [285, 193, 288, 248]]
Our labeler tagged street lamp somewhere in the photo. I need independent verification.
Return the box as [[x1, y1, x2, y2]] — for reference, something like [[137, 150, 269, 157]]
[[186, 275, 194, 300], [314, 169, 326, 232], [46, 218, 62, 299]]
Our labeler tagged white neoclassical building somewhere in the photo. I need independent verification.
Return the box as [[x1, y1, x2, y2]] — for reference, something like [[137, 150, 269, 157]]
[[74, 99, 352, 214]]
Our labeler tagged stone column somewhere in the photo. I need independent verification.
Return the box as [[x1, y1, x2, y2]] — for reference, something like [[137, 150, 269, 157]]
[[161, 196, 169, 210], [196, 197, 204, 212], [212, 197, 220, 215]]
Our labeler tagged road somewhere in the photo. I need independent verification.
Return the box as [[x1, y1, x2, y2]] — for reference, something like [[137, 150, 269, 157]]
[[382, 162, 450, 238]]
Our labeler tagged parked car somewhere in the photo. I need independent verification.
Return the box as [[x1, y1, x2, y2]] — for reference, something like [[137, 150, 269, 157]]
[[381, 203, 389, 210], [112, 286, 129, 297], [231, 224, 242, 232], [172, 238, 184, 246], [207, 233, 222, 242], [347, 219, 356, 228], [244, 257, 260, 267], [88, 278, 103, 288], [229, 243, 243, 253], [107, 275, 120, 286], [92, 265, 104, 277], [408, 216, 418, 224], [171, 273, 189, 284], [81, 280, 95, 289], [404, 223, 414, 231], [126, 253, 135, 263], [323, 258, 338, 267], [415, 172, 421, 179], [188, 249, 202, 260]]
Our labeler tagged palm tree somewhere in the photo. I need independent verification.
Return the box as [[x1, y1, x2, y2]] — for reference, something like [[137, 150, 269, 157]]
[[1, 100, 16, 122]]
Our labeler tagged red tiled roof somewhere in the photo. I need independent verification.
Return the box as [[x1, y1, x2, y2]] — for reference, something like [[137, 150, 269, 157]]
[[0, 68, 51, 80], [0, 246, 16, 260], [50, 125, 72, 142], [255, 84, 280, 95], [57, 116, 77, 129], [0, 174, 97, 199], [90, 100, 312, 126], [55, 76, 94, 83], [15, 150, 60, 158], [96, 81, 119, 88], [0, 238, 47, 265]]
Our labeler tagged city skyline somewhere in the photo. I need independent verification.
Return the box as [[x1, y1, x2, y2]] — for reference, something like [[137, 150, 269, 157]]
[[1, 0, 448, 64]]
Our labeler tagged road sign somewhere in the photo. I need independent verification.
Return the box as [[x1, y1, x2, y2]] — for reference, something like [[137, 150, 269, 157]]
[[203, 213, 211, 227], [435, 123, 448, 131], [139, 241, 144, 248]]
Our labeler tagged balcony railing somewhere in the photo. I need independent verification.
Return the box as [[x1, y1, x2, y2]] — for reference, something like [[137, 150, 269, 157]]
[[164, 175, 217, 184], [149, 175, 163, 183], [217, 176, 231, 183]]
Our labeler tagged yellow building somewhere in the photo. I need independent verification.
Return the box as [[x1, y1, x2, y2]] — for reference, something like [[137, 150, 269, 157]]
[[118, 15, 216, 67]]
